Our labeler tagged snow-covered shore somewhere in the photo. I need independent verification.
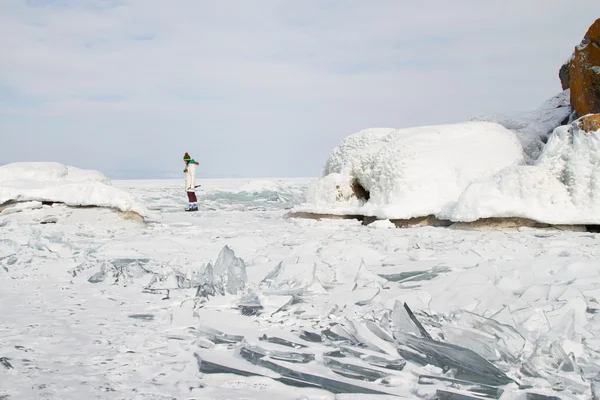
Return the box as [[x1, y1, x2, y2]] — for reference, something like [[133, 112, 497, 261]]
[[0, 162, 150, 218]]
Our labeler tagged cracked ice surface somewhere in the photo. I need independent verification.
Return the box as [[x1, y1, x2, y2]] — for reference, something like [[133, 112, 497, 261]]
[[0, 178, 599, 399]]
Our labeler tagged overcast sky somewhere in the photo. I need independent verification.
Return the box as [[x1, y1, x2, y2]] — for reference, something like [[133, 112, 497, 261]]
[[1, 1, 598, 179]]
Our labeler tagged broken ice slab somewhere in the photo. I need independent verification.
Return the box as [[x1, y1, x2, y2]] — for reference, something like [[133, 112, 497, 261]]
[[453, 310, 526, 362], [418, 375, 503, 399], [322, 326, 355, 344], [402, 302, 432, 339], [243, 354, 411, 396], [323, 356, 395, 382], [339, 345, 406, 371], [365, 320, 396, 343], [324, 350, 346, 358], [377, 266, 451, 283], [391, 300, 423, 338], [259, 261, 318, 295], [148, 263, 214, 291], [212, 245, 247, 295], [442, 325, 502, 362], [194, 348, 280, 379], [436, 389, 491, 400], [521, 341, 590, 394], [240, 345, 315, 368], [353, 261, 388, 290], [110, 257, 151, 266], [259, 335, 308, 349], [87, 258, 152, 285], [322, 323, 362, 345], [394, 332, 513, 386], [349, 319, 399, 356], [242, 339, 315, 364], [524, 393, 563, 400], [300, 330, 322, 343], [196, 325, 245, 345]]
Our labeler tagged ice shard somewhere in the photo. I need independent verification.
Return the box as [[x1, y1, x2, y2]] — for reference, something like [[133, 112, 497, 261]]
[[364, 320, 395, 343], [212, 245, 247, 295], [418, 375, 504, 399], [453, 310, 527, 362], [436, 389, 491, 400], [349, 319, 399, 356], [300, 330, 322, 343], [378, 266, 450, 283], [322, 325, 355, 344], [194, 349, 280, 379], [241, 340, 315, 364], [241, 353, 409, 396], [353, 260, 387, 290], [323, 356, 393, 382], [524, 393, 562, 400], [260, 261, 317, 295], [443, 325, 502, 362], [259, 334, 308, 349], [394, 332, 514, 386], [195, 263, 216, 298], [87, 259, 151, 285], [196, 325, 245, 345], [339, 345, 406, 371], [391, 300, 422, 338]]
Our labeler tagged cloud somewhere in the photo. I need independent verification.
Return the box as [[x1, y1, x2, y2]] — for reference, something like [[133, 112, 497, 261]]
[[1, 0, 599, 178]]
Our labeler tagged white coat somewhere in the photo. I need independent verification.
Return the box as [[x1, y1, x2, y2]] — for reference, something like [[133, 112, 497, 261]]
[[185, 163, 196, 191]]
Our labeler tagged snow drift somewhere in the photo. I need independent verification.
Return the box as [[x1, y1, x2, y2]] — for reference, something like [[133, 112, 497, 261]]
[[452, 116, 600, 224], [299, 121, 524, 220], [0, 162, 150, 217]]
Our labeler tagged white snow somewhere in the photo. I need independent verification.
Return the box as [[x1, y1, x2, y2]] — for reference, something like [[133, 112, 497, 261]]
[[1, 178, 599, 399], [452, 117, 600, 224], [471, 90, 571, 162], [0, 162, 150, 217], [299, 121, 524, 220]]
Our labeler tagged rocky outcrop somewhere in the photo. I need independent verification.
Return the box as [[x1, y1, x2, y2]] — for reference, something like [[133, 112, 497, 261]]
[[561, 19, 600, 117], [559, 59, 571, 90], [579, 113, 600, 132]]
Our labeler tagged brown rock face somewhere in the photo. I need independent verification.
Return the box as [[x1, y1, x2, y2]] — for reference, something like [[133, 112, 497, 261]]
[[559, 61, 570, 90], [568, 19, 600, 117], [579, 113, 600, 132]]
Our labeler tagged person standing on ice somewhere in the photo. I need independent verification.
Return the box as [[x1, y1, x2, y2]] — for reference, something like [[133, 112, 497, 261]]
[[183, 152, 199, 212]]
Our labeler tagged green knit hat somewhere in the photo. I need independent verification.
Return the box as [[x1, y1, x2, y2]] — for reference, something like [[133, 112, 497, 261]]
[[183, 152, 191, 162]]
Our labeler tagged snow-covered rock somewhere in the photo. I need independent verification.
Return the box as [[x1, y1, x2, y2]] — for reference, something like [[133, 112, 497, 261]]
[[0, 162, 150, 217], [298, 121, 524, 220], [452, 115, 600, 224], [471, 90, 571, 162]]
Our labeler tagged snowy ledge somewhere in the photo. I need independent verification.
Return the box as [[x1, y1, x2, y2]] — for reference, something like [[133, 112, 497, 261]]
[[293, 112, 600, 228], [0, 162, 151, 219], [285, 212, 591, 232]]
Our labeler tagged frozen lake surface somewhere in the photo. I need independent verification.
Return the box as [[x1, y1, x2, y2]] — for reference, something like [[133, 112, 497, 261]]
[[1, 178, 599, 399]]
